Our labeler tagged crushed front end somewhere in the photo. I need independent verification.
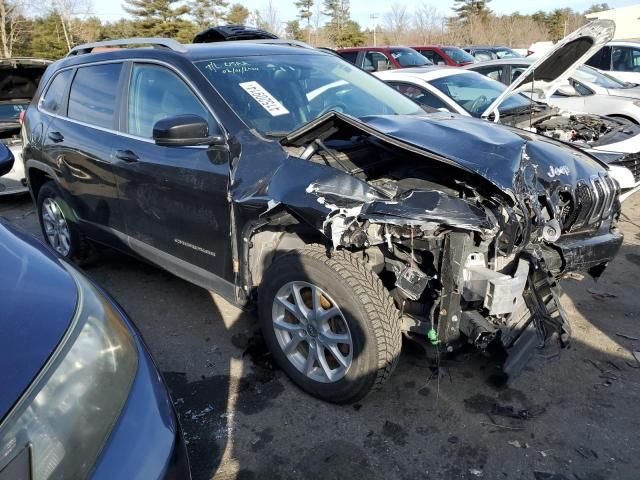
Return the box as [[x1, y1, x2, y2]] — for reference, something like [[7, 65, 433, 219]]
[[277, 113, 623, 380]]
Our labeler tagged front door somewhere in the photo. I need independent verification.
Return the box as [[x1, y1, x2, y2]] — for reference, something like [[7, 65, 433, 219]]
[[112, 62, 233, 286]]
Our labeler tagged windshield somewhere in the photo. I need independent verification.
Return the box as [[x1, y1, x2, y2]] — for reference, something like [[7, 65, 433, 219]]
[[428, 72, 532, 117], [389, 48, 431, 67], [0, 103, 27, 121], [574, 65, 627, 89], [494, 48, 522, 59], [196, 54, 424, 135], [442, 47, 476, 65]]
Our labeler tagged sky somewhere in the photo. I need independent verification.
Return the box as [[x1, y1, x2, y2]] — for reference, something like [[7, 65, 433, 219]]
[[91, 0, 640, 27]]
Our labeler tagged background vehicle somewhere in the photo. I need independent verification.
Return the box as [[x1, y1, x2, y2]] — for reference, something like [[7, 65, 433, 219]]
[[0, 220, 190, 479], [336, 46, 431, 72], [463, 45, 523, 61], [0, 58, 51, 195], [377, 67, 640, 200], [411, 45, 475, 66], [23, 35, 621, 404], [467, 58, 640, 124], [586, 40, 640, 84]]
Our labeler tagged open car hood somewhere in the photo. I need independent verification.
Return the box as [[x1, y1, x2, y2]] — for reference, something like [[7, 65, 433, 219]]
[[481, 20, 615, 120]]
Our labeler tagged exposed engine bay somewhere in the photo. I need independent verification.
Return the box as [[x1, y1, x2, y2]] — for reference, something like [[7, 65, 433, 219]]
[[247, 113, 623, 381], [509, 107, 636, 149]]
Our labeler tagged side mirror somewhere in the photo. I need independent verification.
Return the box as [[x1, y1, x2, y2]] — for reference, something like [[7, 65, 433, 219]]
[[556, 84, 578, 97], [153, 114, 225, 147], [0, 144, 14, 177]]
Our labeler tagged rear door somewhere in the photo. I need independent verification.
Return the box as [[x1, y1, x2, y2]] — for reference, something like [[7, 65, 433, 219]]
[[111, 62, 233, 286], [41, 63, 125, 238]]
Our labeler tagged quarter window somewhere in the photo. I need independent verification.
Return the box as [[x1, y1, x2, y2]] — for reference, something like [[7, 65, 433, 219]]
[[68, 63, 122, 129], [40, 70, 73, 115], [127, 64, 209, 138]]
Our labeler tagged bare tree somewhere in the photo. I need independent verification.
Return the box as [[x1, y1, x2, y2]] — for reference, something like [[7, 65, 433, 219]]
[[413, 3, 442, 44], [258, 0, 282, 36], [383, 3, 409, 44], [51, 0, 92, 50], [0, 0, 29, 57]]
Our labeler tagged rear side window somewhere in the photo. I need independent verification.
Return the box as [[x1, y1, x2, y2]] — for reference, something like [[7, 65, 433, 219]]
[[68, 63, 122, 129], [127, 64, 209, 138], [40, 70, 72, 114], [338, 51, 358, 64]]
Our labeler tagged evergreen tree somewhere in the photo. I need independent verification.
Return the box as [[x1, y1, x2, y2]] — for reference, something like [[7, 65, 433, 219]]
[[285, 19, 305, 40], [123, 0, 190, 37], [226, 3, 249, 24], [189, 0, 228, 29], [295, 0, 313, 27], [30, 12, 67, 58], [453, 0, 492, 24], [323, 0, 363, 46]]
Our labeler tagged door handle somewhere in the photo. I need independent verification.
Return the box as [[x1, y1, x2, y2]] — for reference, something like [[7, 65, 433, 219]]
[[114, 149, 139, 163], [48, 131, 64, 143]]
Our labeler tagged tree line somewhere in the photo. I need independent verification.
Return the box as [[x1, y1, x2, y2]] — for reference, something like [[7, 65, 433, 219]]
[[0, 0, 613, 59]]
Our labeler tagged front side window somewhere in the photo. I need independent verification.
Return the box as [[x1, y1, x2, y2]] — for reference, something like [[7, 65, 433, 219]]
[[389, 82, 451, 111], [127, 64, 209, 138], [494, 48, 522, 59], [68, 64, 122, 129], [473, 50, 495, 62], [196, 54, 423, 135], [40, 70, 73, 115], [612, 46, 640, 72], [364, 51, 392, 72], [429, 72, 531, 117], [420, 49, 445, 65], [390, 48, 431, 67], [475, 66, 505, 83], [442, 47, 476, 65]]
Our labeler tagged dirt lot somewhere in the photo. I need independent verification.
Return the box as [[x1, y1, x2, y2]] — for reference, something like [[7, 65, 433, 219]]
[[2, 192, 640, 480]]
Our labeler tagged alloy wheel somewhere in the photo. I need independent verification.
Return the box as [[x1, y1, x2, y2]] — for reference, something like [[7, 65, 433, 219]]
[[41, 197, 71, 256], [271, 281, 353, 383]]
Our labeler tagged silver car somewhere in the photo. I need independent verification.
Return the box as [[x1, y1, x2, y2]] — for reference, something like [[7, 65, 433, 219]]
[[466, 57, 640, 124]]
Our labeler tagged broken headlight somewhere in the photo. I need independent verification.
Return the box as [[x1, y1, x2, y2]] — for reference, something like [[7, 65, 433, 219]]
[[0, 264, 138, 479]]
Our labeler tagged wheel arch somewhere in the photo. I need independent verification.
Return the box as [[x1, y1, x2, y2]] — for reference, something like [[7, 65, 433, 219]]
[[26, 161, 57, 202]]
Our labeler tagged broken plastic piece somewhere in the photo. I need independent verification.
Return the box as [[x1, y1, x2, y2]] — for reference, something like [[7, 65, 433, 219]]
[[427, 328, 439, 345]]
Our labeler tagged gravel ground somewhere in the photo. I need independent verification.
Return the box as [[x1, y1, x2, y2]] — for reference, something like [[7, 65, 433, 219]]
[[2, 192, 640, 480]]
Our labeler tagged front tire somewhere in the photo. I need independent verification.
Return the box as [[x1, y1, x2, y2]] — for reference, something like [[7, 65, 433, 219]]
[[258, 245, 402, 403], [37, 181, 90, 264]]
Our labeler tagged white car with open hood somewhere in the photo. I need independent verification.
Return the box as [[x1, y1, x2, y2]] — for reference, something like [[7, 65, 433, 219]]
[[376, 20, 640, 200]]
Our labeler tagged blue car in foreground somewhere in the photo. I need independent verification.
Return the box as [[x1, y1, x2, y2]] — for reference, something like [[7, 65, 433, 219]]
[[0, 163, 190, 479]]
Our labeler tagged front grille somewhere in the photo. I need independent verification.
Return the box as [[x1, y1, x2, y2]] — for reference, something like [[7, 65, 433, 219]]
[[614, 152, 640, 183]]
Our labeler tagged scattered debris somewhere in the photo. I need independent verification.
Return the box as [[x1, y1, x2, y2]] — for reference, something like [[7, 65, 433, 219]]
[[587, 288, 617, 300], [508, 440, 529, 449], [616, 332, 639, 341], [633, 351, 640, 365], [448, 436, 459, 444], [469, 468, 483, 477], [574, 446, 598, 459], [480, 422, 524, 431]]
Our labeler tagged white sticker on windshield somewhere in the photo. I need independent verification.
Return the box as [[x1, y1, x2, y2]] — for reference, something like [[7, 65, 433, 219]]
[[239, 81, 289, 117]]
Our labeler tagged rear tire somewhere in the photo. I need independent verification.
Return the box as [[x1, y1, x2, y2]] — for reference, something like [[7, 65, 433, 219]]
[[37, 181, 90, 264], [258, 245, 401, 403]]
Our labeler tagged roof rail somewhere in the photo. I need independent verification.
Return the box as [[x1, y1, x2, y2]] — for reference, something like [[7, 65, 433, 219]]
[[228, 39, 314, 49], [68, 38, 187, 56]]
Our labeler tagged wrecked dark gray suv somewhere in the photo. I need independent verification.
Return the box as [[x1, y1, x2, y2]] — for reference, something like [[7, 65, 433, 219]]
[[23, 38, 622, 403]]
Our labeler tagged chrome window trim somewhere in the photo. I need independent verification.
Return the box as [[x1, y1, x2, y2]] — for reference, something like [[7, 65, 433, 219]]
[[37, 57, 228, 147]]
